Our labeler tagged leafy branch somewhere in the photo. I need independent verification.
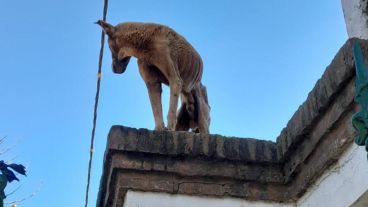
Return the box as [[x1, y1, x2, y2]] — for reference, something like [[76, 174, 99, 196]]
[[0, 160, 26, 207]]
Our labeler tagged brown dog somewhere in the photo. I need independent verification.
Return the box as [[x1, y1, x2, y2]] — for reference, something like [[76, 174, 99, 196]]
[[96, 20, 210, 133]]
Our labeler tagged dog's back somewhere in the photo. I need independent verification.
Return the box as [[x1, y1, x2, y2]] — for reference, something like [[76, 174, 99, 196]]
[[115, 22, 204, 92]]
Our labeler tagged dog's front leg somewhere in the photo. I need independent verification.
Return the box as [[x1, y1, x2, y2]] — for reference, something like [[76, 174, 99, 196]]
[[138, 60, 165, 131], [153, 56, 183, 130], [147, 82, 165, 130], [167, 81, 181, 130]]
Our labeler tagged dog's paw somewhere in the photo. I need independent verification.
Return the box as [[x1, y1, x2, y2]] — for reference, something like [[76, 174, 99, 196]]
[[167, 122, 176, 131], [154, 126, 167, 131]]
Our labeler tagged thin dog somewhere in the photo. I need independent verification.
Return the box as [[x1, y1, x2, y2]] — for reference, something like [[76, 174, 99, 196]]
[[97, 20, 210, 133]]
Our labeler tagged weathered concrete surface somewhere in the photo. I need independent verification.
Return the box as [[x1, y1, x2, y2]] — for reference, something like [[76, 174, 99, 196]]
[[342, 0, 368, 39], [107, 126, 279, 163], [97, 39, 368, 207], [97, 126, 285, 207], [297, 145, 368, 207], [276, 38, 368, 160]]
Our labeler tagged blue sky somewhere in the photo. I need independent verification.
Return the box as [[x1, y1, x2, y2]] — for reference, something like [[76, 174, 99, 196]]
[[0, 0, 347, 206]]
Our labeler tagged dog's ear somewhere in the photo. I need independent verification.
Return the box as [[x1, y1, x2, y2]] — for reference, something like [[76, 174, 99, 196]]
[[95, 20, 115, 37]]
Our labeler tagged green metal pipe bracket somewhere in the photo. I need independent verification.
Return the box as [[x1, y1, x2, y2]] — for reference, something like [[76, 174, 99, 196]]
[[352, 41, 368, 156]]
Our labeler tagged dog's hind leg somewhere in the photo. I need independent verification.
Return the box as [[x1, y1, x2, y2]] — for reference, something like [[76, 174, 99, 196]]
[[196, 84, 211, 134]]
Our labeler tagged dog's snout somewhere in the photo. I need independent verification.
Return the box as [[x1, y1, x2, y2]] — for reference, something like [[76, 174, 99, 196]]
[[112, 57, 131, 74], [112, 61, 123, 74]]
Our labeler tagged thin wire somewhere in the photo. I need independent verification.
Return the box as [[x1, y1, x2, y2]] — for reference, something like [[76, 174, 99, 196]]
[[84, 0, 109, 206]]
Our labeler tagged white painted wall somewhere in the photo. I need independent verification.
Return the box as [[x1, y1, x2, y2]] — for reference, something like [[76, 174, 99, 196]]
[[123, 191, 294, 207], [122, 144, 368, 207], [297, 144, 368, 207], [113, 3, 368, 207], [341, 0, 368, 39]]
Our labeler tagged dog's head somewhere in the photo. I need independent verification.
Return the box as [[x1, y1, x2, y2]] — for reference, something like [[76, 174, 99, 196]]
[[96, 20, 131, 74]]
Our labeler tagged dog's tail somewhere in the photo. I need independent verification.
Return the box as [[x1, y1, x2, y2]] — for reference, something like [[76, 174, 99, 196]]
[[176, 83, 211, 133]]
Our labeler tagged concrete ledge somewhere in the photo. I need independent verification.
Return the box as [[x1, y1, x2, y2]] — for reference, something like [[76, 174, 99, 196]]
[[98, 127, 285, 206], [276, 38, 364, 160], [107, 126, 279, 163], [97, 38, 368, 206]]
